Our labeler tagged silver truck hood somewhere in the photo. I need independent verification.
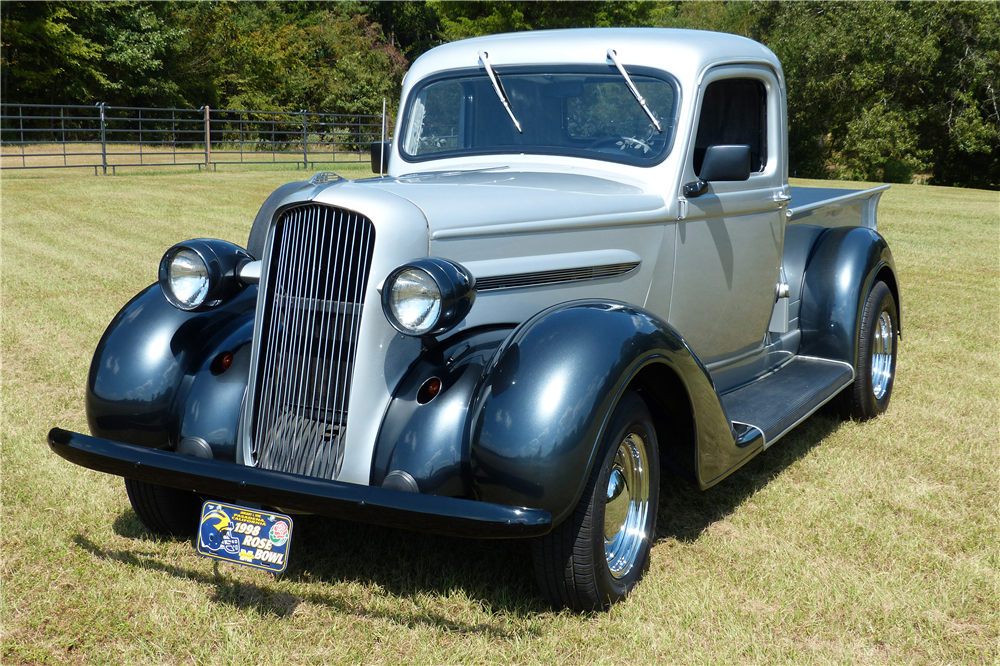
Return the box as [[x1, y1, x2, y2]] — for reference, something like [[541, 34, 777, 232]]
[[362, 169, 667, 239]]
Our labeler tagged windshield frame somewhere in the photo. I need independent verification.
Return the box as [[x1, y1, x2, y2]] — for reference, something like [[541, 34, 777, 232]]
[[398, 64, 682, 167]]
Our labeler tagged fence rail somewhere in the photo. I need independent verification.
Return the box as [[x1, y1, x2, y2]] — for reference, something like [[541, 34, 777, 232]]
[[1, 103, 394, 174]]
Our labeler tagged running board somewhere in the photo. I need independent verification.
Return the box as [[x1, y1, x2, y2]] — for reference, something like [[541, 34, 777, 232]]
[[722, 357, 853, 449]]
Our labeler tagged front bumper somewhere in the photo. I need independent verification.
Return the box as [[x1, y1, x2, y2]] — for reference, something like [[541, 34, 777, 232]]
[[48, 428, 552, 539]]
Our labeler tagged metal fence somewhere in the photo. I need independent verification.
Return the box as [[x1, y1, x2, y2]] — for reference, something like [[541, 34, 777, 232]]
[[0, 103, 394, 174]]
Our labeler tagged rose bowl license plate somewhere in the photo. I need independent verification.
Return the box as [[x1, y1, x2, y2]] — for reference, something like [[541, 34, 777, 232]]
[[196, 501, 293, 573]]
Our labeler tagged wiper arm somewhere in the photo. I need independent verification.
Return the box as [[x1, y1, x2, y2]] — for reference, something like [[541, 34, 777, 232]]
[[607, 48, 663, 133], [478, 51, 523, 134]]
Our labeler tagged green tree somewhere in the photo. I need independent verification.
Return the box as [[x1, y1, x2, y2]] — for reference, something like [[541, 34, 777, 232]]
[[648, 1, 999, 188], [430, 1, 655, 41], [1, 2, 108, 104]]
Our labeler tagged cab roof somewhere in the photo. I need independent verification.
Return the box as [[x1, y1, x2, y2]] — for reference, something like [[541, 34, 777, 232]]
[[405, 28, 782, 86]]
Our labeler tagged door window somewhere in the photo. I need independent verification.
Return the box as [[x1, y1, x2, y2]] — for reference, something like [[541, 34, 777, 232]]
[[693, 79, 767, 176]]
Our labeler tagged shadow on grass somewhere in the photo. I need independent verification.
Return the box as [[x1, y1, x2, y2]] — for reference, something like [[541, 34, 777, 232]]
[[72, 531, 539, 637], [656, 411, 843, 542], [83, 411, 841, 620]]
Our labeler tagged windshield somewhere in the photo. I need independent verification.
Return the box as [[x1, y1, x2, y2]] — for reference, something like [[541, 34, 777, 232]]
[[400, 68, 678, 166]]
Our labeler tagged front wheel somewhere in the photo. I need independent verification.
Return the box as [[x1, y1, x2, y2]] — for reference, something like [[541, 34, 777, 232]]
[[531, 391, 659, 611], [835, 280, 898, 420], [124, 478, 203, 537]]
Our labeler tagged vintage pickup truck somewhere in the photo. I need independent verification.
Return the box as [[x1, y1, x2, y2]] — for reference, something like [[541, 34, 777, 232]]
[[50, 28, 900, 610]]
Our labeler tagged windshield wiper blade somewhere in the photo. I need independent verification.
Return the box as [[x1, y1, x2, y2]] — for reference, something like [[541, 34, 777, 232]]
[[607, 48, 663, 134], [478, 51, 523, 134]]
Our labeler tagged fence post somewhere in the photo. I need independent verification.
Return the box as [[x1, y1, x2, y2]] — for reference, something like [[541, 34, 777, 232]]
[[301, 109, 309, 169], [19, 105, 25, 167], [203, 106, 211, 167], [98, 102, 107, 175], [61, 106, 67, 166]]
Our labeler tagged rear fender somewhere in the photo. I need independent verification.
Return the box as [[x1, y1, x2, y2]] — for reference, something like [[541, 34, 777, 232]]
[[799, 227, 900, 365]]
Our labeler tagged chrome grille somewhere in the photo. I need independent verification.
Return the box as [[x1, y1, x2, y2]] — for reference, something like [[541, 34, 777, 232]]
[[249, 204, 375, 478]]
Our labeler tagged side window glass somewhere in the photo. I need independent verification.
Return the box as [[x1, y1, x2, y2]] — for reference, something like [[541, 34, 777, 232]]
[[693, 79, 767, 176]]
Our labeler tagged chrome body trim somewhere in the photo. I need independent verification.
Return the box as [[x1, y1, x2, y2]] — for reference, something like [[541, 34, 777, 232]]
[[476, 262, 640, 291]]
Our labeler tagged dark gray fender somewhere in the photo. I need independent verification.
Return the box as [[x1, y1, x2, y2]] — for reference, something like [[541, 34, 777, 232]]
[[86, 283, 257, 459], [376, 302, 761, 524], [371, 327, 513, 496], [799, 226, 901, 366], [470, 301, 742, 526]]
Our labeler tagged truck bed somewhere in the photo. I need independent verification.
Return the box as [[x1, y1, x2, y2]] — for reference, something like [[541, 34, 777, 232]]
[[788, 184, 890, 229]]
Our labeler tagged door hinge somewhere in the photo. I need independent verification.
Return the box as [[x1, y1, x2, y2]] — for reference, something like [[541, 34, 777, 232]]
[[677, 197, 688, 220]]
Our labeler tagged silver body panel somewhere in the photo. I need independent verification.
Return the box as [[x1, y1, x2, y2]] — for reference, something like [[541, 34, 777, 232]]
[[240, 28, 890, 484]]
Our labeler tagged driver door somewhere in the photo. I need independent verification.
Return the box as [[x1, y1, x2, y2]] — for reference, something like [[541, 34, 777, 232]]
[[667, 65, 787, 369]]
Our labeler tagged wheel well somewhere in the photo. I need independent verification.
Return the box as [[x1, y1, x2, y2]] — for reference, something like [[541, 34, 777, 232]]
[[628, 363, 697, 484], [874, 265, 901, 337]]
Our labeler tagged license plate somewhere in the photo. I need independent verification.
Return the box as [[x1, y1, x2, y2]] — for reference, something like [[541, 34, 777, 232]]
[[196, 501, 293, 573]]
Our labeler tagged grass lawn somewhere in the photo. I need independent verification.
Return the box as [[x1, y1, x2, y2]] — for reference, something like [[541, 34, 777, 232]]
[[1, 166, 997, 665]]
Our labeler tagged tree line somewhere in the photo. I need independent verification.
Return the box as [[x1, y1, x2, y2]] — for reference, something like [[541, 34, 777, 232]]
[[2, 1, 997, 189]]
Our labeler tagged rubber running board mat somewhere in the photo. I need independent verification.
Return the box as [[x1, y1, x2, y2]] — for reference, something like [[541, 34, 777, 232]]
[[721, 356, 853, 446]]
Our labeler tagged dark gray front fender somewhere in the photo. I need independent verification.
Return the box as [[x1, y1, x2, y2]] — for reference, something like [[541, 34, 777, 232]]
[[86, 283, 257, 457], [469, 301, 738, 526]]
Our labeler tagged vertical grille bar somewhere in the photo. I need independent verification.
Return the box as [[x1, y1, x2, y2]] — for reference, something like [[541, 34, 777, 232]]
[[249, 204, 375, 478]]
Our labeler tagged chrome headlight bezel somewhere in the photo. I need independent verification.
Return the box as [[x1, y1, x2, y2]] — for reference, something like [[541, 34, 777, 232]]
[[158, 239, 253, 312], [381, 258, 476, 337]]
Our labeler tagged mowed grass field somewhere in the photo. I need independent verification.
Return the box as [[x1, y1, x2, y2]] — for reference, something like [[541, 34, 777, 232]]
[[1, 165, 997, 665]]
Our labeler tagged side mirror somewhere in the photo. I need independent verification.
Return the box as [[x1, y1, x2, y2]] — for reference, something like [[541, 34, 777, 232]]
[[683, 144, 752, 198], [700, 144, 751, 182], [370, 141, 390, 174]]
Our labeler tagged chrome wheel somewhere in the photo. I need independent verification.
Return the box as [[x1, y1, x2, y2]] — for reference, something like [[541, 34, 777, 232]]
[[531, 391, 659, 611], [871, 310, 894, 400], [604, 432, 651, 579]]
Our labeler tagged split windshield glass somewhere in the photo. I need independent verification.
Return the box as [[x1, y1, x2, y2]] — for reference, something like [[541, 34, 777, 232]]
[[400, 67, 678, 166]]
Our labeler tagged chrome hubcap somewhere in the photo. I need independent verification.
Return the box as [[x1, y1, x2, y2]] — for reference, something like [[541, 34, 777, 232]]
[[871, 310, 894, 400], [604, 432, 651, 579]]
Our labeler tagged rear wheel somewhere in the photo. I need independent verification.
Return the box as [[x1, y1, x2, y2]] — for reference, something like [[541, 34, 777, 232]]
[[531, 391, 659, 611], [835, 280, 898, 420], [124, 478, 203, 537]]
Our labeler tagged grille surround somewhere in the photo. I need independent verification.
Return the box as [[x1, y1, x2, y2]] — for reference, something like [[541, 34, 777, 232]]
[[245, 203, 375, 479]]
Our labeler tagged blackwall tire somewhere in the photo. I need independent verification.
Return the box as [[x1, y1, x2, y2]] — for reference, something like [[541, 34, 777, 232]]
[[531, 391, 659, 611], [835, 280, 898, 420], [124, 478, 203, 537]]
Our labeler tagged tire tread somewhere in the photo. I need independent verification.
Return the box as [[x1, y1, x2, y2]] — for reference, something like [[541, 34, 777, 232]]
[[124, 478, 202, 537], [531, 391, 658, 611]]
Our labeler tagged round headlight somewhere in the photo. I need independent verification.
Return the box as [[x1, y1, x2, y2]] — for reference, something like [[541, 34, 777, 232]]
[[162, 247, 210, 310], [158, 239, 253, 312], [382, 258, 476, 336], [389, 268, 442, 334]]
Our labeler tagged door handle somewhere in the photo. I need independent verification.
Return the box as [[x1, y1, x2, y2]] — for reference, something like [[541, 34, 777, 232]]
[[773, 192, 793, 203]]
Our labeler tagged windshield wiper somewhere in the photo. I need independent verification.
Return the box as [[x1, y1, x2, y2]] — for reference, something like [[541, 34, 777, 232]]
[[606, 48, 663, 133], [478, 51, 523, 134]]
